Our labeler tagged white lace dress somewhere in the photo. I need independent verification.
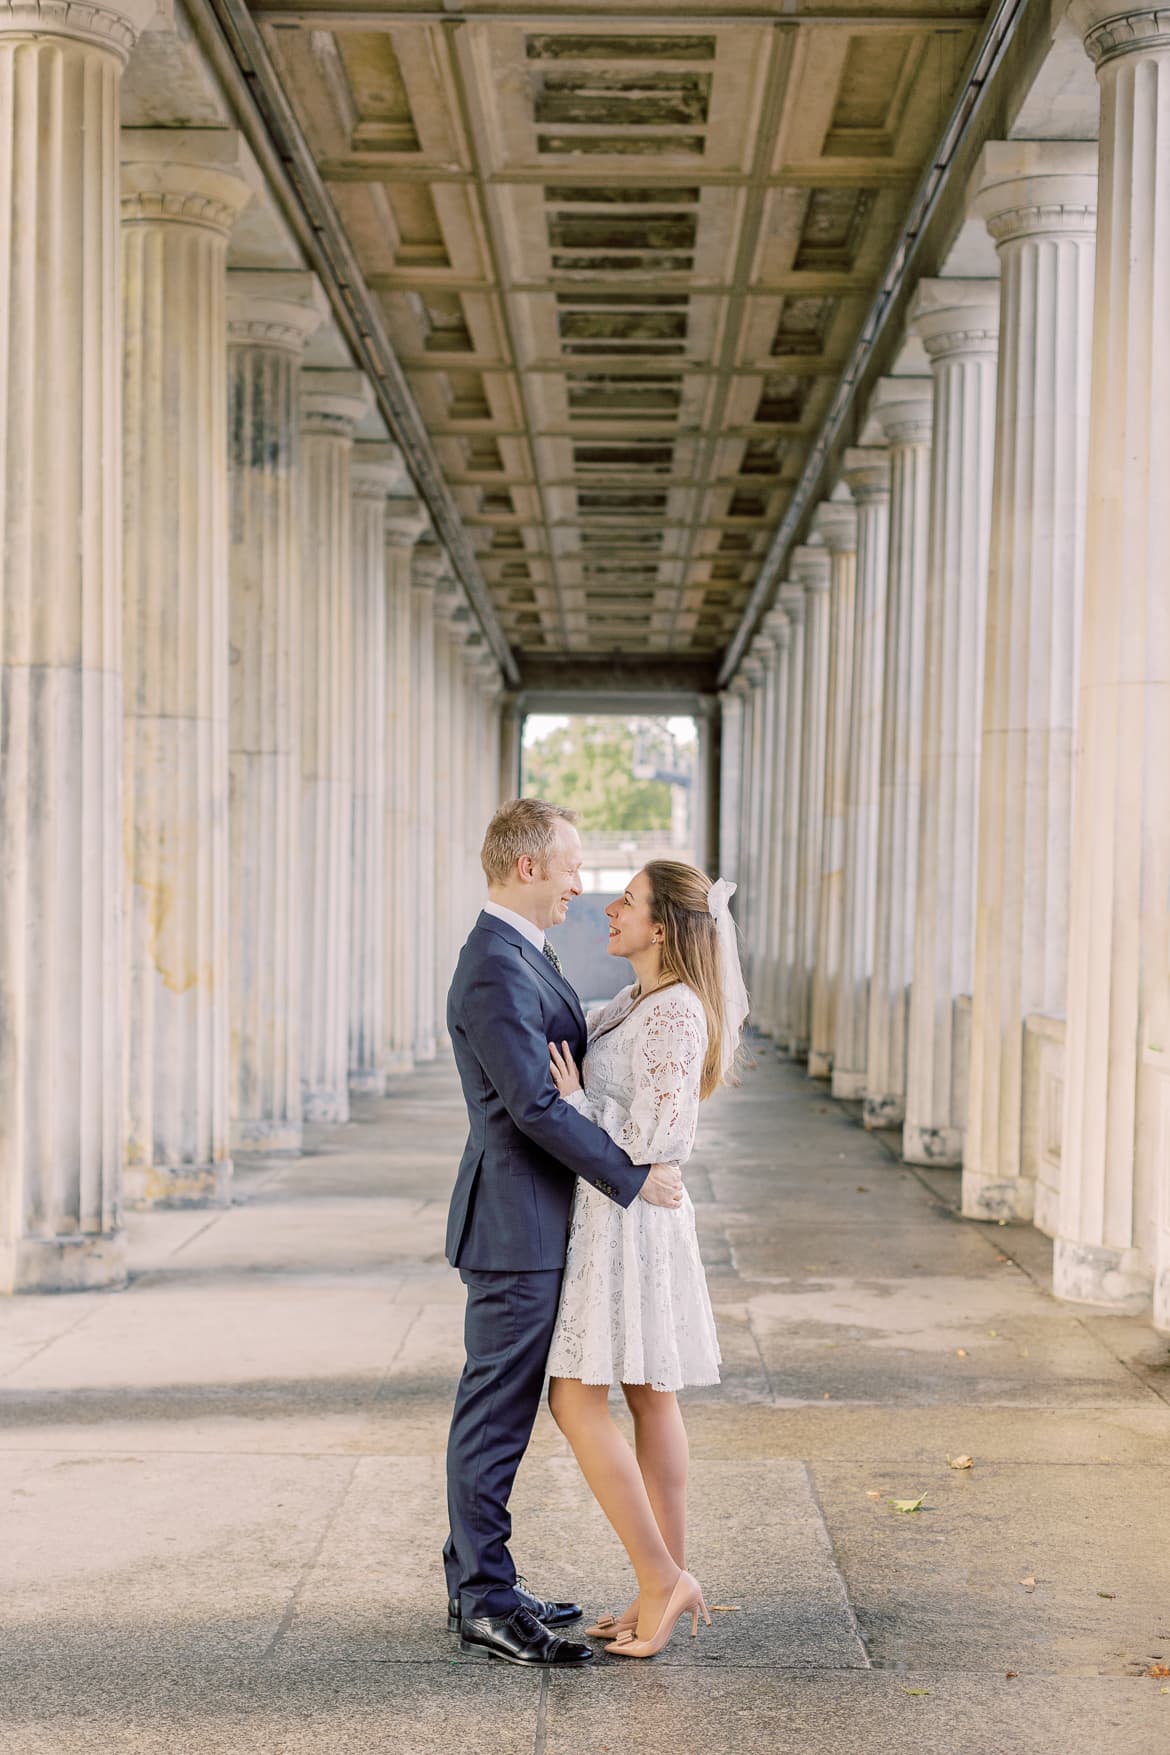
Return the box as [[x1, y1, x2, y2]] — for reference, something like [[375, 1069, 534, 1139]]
[[545, 982, 721, 1392]]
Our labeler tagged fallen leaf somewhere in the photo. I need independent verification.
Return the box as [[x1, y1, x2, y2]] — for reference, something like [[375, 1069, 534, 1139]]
[[856, 1184, 869, 1193], [1098, 1592, 1116, 1600], [708, 1605, 740, 1613], [866, 1490, 882, 1500], [947, 1454, 974, 1470], [1006, 1671, 1018, 1679], [996, 1253, 1009, 1262], [891, 1495, 926, 1514], [902, 1688, 929, 1697], [1020, 1576, 1037, 1593], [822, 1391, 832, 1399], [1149, 1664, 1170, 1678], [988, 1329, 999, 1337], [956, 1348, 968, 1359]]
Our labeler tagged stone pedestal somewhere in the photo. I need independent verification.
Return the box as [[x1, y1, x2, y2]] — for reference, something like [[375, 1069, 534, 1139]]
[[1056, 4, 1170, 1319], [383, 498, 431, 1077], [903, 284, 1000, 1167], [808, 498, 858, 1080], [226, 272, 327, 1155], [963, 144, 1098, 1223], [791, 545, 833, 1056], [121, 134, 254, 1207], [832, 449, 891, 1100], [864, 380, 933, 1130], [348, 447, 407, 1095], [299, 371, 372, 1121], [0, 0, 157, 1290]]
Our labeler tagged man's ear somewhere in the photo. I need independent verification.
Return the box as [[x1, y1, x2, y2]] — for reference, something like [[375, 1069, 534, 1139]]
[[517, 854, 535, 885]]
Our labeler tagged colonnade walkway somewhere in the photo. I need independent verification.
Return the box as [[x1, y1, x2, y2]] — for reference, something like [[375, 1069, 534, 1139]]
[[1, 1045, 1168, 1755]]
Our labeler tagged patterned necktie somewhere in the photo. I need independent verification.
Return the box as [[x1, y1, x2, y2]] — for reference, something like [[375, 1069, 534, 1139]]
[[542, 940, 565, 978]]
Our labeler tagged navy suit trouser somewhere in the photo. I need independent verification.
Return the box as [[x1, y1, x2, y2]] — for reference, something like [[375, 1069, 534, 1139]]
[[443, 1266, 562, 1621]]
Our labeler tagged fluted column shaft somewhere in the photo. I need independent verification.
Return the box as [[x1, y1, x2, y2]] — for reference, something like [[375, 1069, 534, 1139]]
[[808, 499, 858, 1079], [776, 586, 807, 1049], [384, 500, 430, 1076], [1057, 5, 1170, 1322], [792, 546, 833, 1055], [120, 136, 252, 1207], [299, 372, 371, 1121], [740, 658, 767, 994], [226, 274, 325, 1155], [832, 451, 891, 1099], [718, 690, 745, 883], [349, 449, 405, 1095], [760, 618, 792, 1035], [0, 0, 155, 1290], [411, 550, 442, 1061], [963, 145, 1098, 1223], [749, 629, 779, 1032], [864, 382, 934, 1129], [903, 285, 1000, 1165]]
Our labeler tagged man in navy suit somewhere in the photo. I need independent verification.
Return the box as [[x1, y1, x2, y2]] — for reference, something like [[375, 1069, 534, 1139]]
[[443, 797, 683, 1667]]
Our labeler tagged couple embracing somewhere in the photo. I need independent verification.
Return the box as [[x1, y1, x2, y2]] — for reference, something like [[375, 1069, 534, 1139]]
[[443, 797, 748, 1668]]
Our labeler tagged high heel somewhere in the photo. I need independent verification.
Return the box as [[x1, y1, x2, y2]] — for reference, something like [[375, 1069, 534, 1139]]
[[604, 1572, 710, 1659], [584, 1605, 638, 1639]]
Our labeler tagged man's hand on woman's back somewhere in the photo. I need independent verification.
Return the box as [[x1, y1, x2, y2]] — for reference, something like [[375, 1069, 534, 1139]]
[[638, 1163, 684, 1208]]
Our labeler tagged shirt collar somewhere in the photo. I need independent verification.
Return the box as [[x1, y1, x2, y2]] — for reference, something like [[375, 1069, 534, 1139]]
[[483, 899, 546, 954]]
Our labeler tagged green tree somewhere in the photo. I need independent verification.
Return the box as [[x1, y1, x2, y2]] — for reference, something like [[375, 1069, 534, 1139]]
[[524, 717, 676, 833]]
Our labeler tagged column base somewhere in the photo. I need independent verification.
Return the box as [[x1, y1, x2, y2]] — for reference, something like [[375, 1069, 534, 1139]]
[[960, 1167, 1034, 1223], [124, 1159, 233, 1210], [349, 1069, 387, 1096], [303, 1087, 350, 1124], [862, 1092, 904, 1131], [414, 1036, 437, 1064], [807, 1050, 832, 1081], [1052, 1237, 1152, 1313], [1033, 1179, 1061, 1239], [385, 1050, 415, 1077], [0, 1230, 128, 1295], [902, 1122, 963, 1166], [1153, 1265, 1170, 1336], [231, 1119, 303, 1157], [831, 1067, 867, 1100]]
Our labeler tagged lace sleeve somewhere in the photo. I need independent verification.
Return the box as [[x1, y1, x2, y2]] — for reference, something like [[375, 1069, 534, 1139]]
[[617, 992, 706, 1167]]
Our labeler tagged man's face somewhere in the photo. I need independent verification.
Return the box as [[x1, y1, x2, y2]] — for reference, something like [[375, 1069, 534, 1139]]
[[529, 821, 583, 930]]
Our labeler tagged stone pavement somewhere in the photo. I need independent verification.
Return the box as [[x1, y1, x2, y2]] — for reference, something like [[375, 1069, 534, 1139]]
[[1, 1042, 1169, 1755]]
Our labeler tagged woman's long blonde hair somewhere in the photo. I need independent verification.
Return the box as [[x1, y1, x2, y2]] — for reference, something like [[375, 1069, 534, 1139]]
[[643, 860, 730, 1101]]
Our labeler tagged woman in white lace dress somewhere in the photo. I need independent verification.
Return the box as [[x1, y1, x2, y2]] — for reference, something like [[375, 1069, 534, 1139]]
[[544, 860, 748, 1659]]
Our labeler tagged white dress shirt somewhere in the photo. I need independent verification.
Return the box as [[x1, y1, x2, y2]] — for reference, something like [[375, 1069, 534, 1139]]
[[482, 899, 546, 955]]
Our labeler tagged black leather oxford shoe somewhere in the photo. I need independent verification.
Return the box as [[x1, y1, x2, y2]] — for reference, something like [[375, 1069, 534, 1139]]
[[447, 1578, 583, 1633], [459, 1606, 594, 1667]]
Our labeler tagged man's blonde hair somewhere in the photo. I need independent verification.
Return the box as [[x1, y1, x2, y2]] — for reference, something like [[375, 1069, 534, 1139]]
[[481, 797, 577, 886]]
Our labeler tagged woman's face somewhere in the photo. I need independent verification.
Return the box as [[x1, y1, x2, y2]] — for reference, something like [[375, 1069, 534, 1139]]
[[605, 869, 659, 959]]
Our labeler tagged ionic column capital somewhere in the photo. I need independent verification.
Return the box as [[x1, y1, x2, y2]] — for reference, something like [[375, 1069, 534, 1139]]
[[762, 605, 792, 646], [352, 441, 410, 503], [0, 0, 162, 57], [411, 544, 452, 593], [1071, 2, 1170, 63], [972, 141, 1099, 245], [301, 370, 373, 439], [121, 129, 257, 236], [226, 271, 329, 355], [384, 496, 432, 550], [869, 377, 934, 446], [842, 445, 891, 503], [790, 543, 832, 593], [909, 279, 1000, 363], [812, 496, 858, 554], [740, 655, 766, 687], [777, 581, 807, 624]]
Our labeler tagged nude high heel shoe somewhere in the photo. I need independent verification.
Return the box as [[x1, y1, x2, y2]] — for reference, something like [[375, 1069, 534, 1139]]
[[603, 1572, 711, 1658], [584, 1604, 638, 1639]]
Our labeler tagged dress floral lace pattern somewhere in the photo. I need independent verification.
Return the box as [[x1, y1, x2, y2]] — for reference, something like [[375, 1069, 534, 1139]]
[[545, 982, 722, 1392]]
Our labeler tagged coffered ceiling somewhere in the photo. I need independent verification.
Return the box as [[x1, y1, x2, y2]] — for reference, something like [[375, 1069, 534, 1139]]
[[250, 0, 988, 664]]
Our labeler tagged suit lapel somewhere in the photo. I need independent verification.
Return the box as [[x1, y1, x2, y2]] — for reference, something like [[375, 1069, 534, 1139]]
[[475, 910, 587, 1038]]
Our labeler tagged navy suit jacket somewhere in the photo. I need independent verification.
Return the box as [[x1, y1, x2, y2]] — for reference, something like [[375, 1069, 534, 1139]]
[[445, 911, 648, 1270]]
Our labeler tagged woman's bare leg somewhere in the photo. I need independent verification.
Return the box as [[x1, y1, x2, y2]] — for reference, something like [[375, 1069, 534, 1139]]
[[622, 1382, 689, 1566], [548, 1376, 680, 1638]]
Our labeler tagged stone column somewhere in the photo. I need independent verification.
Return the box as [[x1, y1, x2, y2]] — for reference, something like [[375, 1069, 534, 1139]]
[[299, 370, 372, 1121], [777, 583, 807, 1052], [739, 656, 767, 996], [411, 547, 445, 1061], [963, 144, 1097, 1225], [383, 497, 431, 1077], [498, 696, 522, 800], [808, 497, 859, 1080], [903, 283, 1000, 1166], [0, 0, 157, 1291], [791, 544, 833, 1056], [348, 445, 407, 1095], [864, 380, 934, 1129], [718, 688, 745, 883], [832, 449, 891, 1100], [120, 134, 253, 1208], [226, 272, 327, 1155], [1056, 3, 1170, 1320], [748, 627, 779, 1033]]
